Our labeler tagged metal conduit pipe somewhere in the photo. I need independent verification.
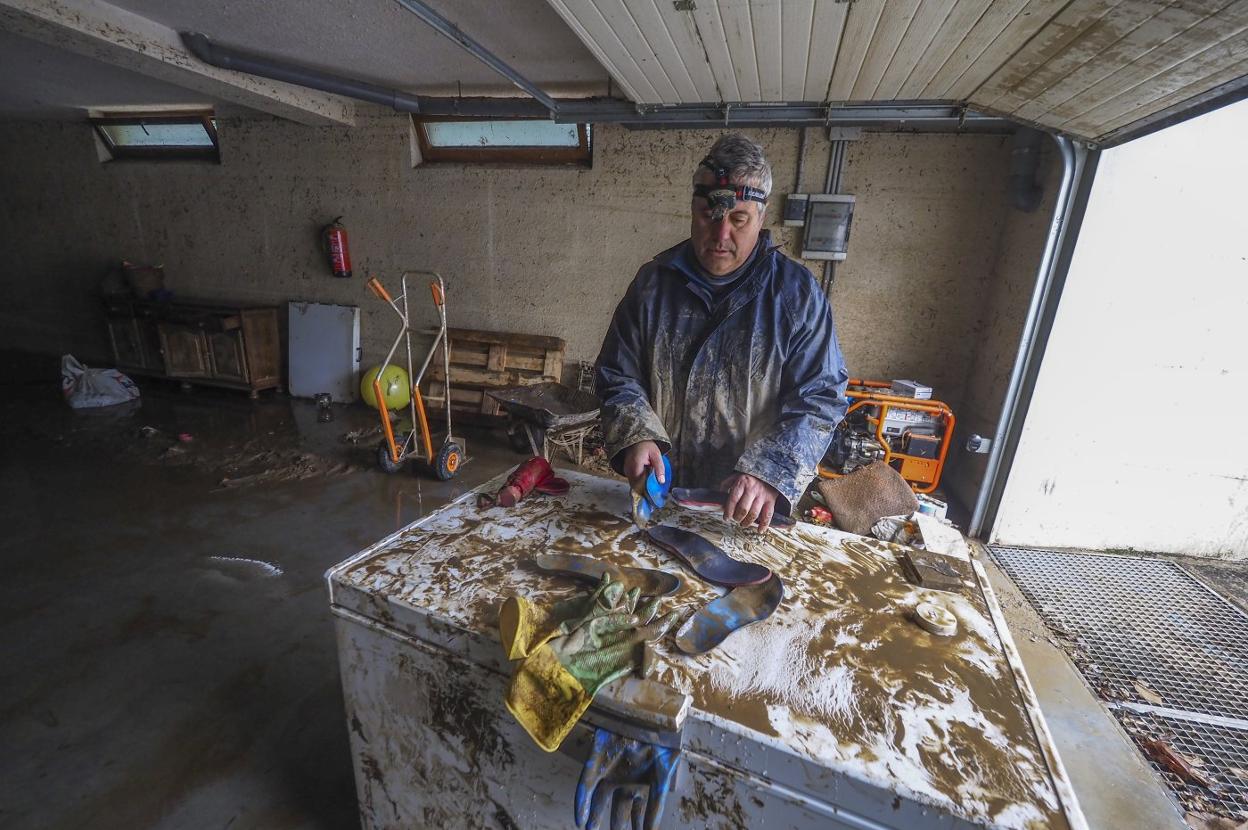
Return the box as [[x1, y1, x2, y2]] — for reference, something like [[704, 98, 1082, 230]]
[[794, 128, 808, 192], [969, 136, 1100, 539], [821, 135, 847, 293], [181, 32, 424, 113]]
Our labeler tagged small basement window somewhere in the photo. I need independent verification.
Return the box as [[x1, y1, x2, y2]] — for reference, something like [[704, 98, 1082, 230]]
[[90, 111, 220, 162], [412, 117, 591, 166]]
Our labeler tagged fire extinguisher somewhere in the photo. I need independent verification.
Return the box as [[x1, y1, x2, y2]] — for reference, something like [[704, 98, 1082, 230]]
[[322, 216, 352, 279]]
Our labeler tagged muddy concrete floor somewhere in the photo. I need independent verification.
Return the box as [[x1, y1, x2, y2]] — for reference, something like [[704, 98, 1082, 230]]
[[2, 355, 1234, 830], [0, 366, 522, 830]]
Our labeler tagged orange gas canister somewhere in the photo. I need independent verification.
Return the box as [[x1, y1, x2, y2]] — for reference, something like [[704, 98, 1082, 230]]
[[323, 216, 352, 279]]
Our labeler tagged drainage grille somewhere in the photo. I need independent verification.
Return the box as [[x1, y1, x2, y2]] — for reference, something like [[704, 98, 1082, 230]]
[[1118, 709, 1248, 818], [990, 546, 1248, 818]]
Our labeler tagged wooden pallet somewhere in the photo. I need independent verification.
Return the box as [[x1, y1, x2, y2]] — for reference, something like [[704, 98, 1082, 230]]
[[422, 327, 566, 423]]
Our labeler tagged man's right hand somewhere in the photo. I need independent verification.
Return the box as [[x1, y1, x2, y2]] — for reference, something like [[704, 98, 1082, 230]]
[[623, 440, 665, 490]]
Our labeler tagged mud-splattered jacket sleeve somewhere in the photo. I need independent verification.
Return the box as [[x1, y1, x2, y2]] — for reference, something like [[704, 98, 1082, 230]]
[[735, 285, 848, 513], [594, 269, 672, 474]]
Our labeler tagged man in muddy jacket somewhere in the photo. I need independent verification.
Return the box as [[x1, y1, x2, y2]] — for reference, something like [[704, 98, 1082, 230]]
[[595, 133, 849, 532]]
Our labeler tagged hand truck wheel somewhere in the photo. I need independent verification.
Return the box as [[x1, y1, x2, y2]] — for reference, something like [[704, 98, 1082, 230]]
[[376, 438, 406, 474], [433, 442, 461, 481]]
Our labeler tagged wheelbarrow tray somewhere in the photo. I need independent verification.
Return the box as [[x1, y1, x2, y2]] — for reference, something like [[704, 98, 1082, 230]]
[[486, 382, 600, 431]]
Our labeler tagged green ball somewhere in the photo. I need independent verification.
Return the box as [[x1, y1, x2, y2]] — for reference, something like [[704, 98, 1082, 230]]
[[361, 364, 411, 410]]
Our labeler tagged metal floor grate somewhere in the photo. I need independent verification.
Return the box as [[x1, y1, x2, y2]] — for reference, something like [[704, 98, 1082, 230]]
[[990, 545, 1248, 818], [1117, 709, 1248, 817]]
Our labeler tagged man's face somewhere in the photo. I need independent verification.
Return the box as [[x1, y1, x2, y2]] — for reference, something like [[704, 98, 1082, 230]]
[[690, 169, 766, 277]]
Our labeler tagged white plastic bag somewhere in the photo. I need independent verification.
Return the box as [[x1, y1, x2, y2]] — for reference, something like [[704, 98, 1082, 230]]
[[61, 355, 140, 409]]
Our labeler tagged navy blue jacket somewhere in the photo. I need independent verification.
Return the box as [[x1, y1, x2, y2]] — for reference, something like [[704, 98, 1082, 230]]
[[594, 231, 849, 513]]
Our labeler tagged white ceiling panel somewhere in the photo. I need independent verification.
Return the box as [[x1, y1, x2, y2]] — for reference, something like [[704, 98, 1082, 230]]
[[920, 0, 1033, 98], [546, 0, 653, 101], [896, 0, 996, 99], [825, 0, 885, 101], [1009, 1, 1233, 121], [972, 0, 1144, 115], [586, 0, 684, 100], [1059, 27, 1248, 132], [802, 0, 848, 101], [943, 0, 1072, 100], [718, 2, 763, 101], [752, 0, 784, 101], [690, 2, 742, 101], [1091, 53, 1248, 135], [652, 2, 723, 100], [780, 0, 815, 101], [543, 0, 1248, 142], [872, 0, 960, 100], [1049, 5, 1248, 124], [621, 0, 704, 100], [850, 0, 922, 100]]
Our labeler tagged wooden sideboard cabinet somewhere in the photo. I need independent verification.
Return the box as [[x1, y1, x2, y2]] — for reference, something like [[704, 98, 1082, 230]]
[[104, 297, 282, 397]]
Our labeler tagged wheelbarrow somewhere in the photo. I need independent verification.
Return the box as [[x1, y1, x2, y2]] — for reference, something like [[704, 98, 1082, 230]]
[[487, 382, 600, 462], [365, 271, 464, 480]]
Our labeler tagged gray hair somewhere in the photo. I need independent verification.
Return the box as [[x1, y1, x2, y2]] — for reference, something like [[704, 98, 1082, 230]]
[[693, 133, 773, 201]]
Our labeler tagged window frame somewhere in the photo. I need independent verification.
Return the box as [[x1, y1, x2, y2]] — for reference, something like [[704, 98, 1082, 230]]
[[411, 115, 592, 166], [90, 111, 221, 162]]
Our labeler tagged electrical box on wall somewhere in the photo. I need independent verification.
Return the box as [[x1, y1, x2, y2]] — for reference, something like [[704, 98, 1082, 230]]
[[783, 193, 808, 226], [801, 194, 856, 261]]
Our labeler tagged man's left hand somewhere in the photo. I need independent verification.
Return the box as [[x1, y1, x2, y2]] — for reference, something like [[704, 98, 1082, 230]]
[[720, 473, 780, 532]]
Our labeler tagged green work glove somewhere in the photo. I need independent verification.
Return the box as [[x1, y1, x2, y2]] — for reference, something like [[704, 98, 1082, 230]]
[[502, 574, 680, 752]]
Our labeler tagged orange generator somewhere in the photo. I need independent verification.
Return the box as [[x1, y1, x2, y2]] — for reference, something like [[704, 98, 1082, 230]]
[[818, 379, 955, 494]]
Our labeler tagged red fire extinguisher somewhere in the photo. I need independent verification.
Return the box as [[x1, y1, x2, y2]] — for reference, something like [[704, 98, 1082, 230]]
[[322, 216, 352, 279]]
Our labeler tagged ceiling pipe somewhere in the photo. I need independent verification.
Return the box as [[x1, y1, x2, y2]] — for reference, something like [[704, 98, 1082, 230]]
[[969, 136, 1101, 539], [181, 32, 424, 113], [391, 0, 561, 115]]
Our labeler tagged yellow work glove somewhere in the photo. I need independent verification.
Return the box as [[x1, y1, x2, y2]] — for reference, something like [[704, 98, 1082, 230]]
[[499, 574, 679, 753]]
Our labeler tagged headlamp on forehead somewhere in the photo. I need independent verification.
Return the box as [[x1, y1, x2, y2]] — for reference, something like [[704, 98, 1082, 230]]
[[693, 157, 767, 221]]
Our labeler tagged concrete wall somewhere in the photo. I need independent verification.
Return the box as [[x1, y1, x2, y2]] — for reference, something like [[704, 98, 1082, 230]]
[[992, 99, 1248, 558], [944, 146, 1061, 510], [0, 112, 1043, 496]]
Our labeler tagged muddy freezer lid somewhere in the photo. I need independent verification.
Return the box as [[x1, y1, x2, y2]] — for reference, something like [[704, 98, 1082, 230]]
[[327, 469, 1086, 830]]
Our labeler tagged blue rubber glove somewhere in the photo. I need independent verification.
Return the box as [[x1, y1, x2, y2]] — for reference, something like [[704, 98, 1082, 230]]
[[575, 727, 681, 830]]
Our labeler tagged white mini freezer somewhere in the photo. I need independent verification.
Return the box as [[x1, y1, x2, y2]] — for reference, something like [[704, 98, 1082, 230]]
[[326, 469, 1087, 829]]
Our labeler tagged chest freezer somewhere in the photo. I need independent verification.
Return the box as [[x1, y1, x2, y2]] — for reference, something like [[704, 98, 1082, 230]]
[[326, 469, 1086, 829]]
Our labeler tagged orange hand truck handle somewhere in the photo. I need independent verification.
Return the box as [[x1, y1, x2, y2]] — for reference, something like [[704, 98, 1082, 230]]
[[367, 277, 393, 304], [429, 280, 444, 307], [412, 387, 434, 463], [374, 378, 401, 463]]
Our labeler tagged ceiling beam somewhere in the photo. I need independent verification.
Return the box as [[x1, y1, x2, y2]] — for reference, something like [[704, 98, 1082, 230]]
[[0, 0, 354, 126]]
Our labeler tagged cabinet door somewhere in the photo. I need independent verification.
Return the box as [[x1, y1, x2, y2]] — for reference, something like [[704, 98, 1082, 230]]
[[158, 324, 210, 378], [241, 309, 281, 387], [138, 320, 163, 372], [208, 330, 249, 384], [106, 317, 144, 369]]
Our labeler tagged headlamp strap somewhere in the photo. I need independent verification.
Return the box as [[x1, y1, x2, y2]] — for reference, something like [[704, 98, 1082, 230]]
[[694, 156, 767, 205]]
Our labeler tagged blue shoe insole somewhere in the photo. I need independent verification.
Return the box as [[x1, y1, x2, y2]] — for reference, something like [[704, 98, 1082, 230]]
[[644, 525, 771, 587], [674, 574, 785, 655]]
